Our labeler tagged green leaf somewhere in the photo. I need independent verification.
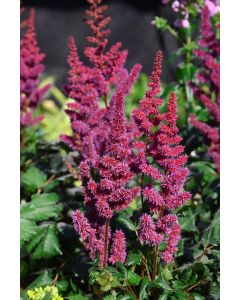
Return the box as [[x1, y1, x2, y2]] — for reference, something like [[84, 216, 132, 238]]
[[162, 266, 173, 281], [202, 210, 220, 248], [21, 193, 61, 221], [173, 291, 189, 300], [139, 276, 151, 300], [156, 279, 172, 291], [125, 253, 142, 266], [22, 167, 47, 193], [181, 63, 197, 81], [20, 260, 29, 279], [20, 218, 37, 244], [127, 271, 141, 286], [192, 294, 205, 300], [117, 215, 137, 231], [27, 224, 62, 259], [27, 270, 52, 289], [42, 293, 52, 300], [56, 280, 68, 292], [172, 280, 186, 290], [209, 282, 220, 299], [158, 292, 170, 300], [179, 208, 197, 232]]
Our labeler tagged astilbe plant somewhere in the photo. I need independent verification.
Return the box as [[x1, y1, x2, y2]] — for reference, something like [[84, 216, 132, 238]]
[[65, 0, 191, 274], [189, 4, 220, 172], [132, 51, 191, 279], [62, 0, 141, 267], [20, 8, 51, 128]]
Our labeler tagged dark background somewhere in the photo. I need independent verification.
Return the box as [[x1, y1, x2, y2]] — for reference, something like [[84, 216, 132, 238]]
[[22, 0, 180, 86]]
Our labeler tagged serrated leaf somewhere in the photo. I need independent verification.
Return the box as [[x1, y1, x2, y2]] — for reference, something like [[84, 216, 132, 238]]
[[127, 271, 141, 285], [20, 218, 37, 244], [21, 193, 61, 222], [27, 224, 62, 259], [22, 167, 47, 193], [27, 270, 52, 289]]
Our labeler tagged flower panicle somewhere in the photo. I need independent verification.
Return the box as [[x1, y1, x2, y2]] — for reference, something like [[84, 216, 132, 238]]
[[190, 4, 220, 172], [84, 0, 128, 89], [132, 52, 191, 262], [20, 8, 51, 128], [109, 230, 127, 264]]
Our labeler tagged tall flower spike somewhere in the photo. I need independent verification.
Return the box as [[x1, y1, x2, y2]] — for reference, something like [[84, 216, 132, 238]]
[[132, 51, 191, 263], [20, 8, 51, 128], [67, 0, 142, 266], [190, 4, 220, 172], [84, 0, 128, 93]]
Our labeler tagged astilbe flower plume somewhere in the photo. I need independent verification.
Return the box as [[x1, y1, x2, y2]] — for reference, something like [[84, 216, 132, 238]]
[[20, 8, 51, 128], [133, 51, 191, 263], [62, 0, 141, 267], [190, 4, 220, 172], [109, 230, 127, 264]]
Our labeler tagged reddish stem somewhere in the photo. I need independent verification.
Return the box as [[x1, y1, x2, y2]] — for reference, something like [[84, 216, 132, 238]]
[[103, 218, 110, 267], [152, 245, 158, 281]]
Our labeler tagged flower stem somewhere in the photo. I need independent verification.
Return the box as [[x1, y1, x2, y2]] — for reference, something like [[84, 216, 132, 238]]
[[103, 218, 110, 268], [152, 244, 158, 281]]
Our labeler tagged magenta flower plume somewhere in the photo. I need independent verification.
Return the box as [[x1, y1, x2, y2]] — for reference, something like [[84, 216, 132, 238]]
[[66, 0, 142, 267], [190, 5, 220, 172], [20, 8, 51, 128], [109, 230, 127, 264], [84, 0, 128, 91], [60, 36, 108, 165], [157, 214, 181, 263], [72, 210, 99, 260], [132, 51, 191, 262], [139, 214, 163, 246], [83, 90, 140, 219]]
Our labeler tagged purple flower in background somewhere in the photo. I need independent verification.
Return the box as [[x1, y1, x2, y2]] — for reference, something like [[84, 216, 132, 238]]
[[174, 18, 190, 28], [161, 0, 220, 28], [190, 5, 220, 172], [20, 9, 51, 128], [205, 0, 220, 16]]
